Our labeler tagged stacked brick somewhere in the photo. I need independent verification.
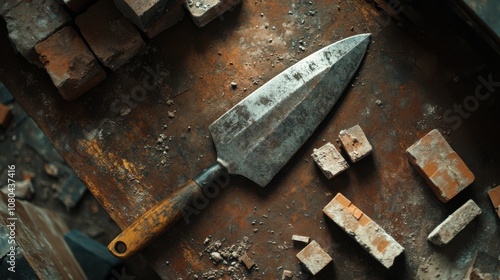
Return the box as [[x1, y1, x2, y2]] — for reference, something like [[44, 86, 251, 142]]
[[1, 0, 243, 100]]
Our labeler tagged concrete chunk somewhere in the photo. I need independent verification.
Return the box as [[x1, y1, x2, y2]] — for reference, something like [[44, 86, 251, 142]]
[[323, 193, 404, 269], [292, 235, 310, 244], [296, 240, 332, 275], [3, 0, 71, 64], [406, 129, 475, 203], [0, 103, 13, 128], [281, 269, 293, 279], [185, 0, 242, 27], [113, 0, 184, 37], [427, 199, 481, 246], [487, 185, 500, 219], [35, 27, 107, 101], [339, 125, 372, 162], [311, 142, 349, 179], [76, 0, 145, 71]]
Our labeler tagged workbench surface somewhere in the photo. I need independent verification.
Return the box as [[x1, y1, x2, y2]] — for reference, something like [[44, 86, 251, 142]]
[[1, 1, 499, 279]]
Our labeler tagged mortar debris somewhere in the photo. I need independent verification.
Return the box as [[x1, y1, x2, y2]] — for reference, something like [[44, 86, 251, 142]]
[[200, 236, 253, 279]]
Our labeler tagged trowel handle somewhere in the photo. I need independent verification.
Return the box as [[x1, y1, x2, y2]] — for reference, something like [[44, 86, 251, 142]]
[[108, 162, 229, 259]]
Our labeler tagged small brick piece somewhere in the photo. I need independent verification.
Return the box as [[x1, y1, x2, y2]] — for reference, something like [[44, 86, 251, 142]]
[[0, 103, 13, 128], [469, 252, 500, 280], [427, 199, 481, 246], [292, 235, 310, 244], [487, 185, 500, 219], [240, 253, 255, 269], [339, 125, 372, 162], [185, 0, 242, 27], [311, 142, 349, 179], [296, 240, 332, 275], [323, 193, 404, 269], [113, 0, 184, 38], [76, 0, 145, 71], [60, 0, 91, 12], [3, 0, 71, 64], [281, 270, 293, 279], [406, 129, 475, 203], [35, 27, 107, 101]]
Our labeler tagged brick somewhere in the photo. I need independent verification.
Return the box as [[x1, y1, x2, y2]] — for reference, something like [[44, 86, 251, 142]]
[[427, 199, 481, 246], [487, 185, 500, 219], [0, 103, 13, 128], [406, 129, 475, 203], [35, 27, 107, 101], [469, 252, 500, 280], [60, 0, 91, 12], [240, 253, 254, 269], [185, 0, 242, 27], [75, 0, 145, 71], [339, 125, 372, 162], [0, 0, 21, 16], [281, 270, 293, 279], [296, 240, 332, 275], [292, 235, 310, 244], [3, 0, 71, 64], [311, 142, 349, 179], [113, 0, 184, 38], [323, 193, 404, 269]]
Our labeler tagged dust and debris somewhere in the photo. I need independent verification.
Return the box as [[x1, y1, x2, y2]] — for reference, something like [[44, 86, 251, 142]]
[[199, 236, 253, 279]]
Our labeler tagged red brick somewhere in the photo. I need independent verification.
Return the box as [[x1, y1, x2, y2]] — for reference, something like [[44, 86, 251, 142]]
[[339, 125, 372, 162], [35, 27, 107, 101], [113, 0, 184, 38], [76, 0, 145, 71], [296, 240, 332, 275], [406, 129, 475, 203], [488, 185, 500, 219], [185, 0, 242, 27], [311, 142, 349, 179], [323, 193, 404, 269], [0, 103, 13, 128], [3, 0, 71, 64]]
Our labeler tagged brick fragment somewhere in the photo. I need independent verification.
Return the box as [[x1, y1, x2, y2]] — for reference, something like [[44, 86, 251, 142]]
[[292, 235, 310, 244], [469, 252, 500, 280], [113, 0, 184, 38], [296, 240, 332, 275], [406, 129, 475, 203], [427, 199, 481, 246], [59, 0, 91, 12], [76, 0, 145, 71], [3, 0, 71, 64], [185, 0, 242, 27], [35, 27, 107, 101], [487, 185, 500, 219], [323, 193, 404, 269], [339, 125, 372, 162], [281, 269, 293, 279], [311, 142, 349, 179], [240, 253, 255, 269], [0, 103, 13, 128]]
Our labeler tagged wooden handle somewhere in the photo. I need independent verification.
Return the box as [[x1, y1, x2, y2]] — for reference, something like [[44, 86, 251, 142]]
[[108, 162, 228, 259]]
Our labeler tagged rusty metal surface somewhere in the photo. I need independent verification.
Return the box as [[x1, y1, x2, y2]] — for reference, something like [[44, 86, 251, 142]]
[[1, 0, 500, 279]]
